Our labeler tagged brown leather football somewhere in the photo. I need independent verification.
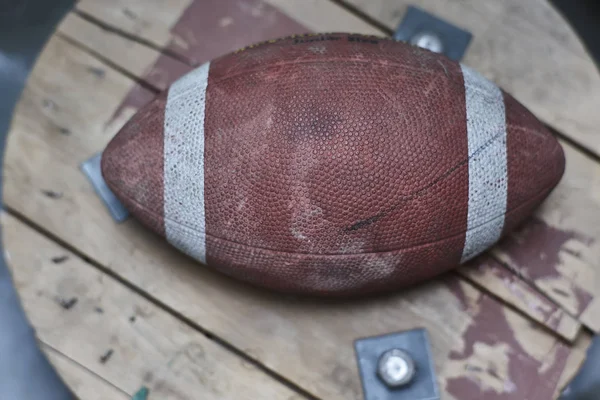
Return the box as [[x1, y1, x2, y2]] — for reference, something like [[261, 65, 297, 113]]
[[102, 33, 565, 296]]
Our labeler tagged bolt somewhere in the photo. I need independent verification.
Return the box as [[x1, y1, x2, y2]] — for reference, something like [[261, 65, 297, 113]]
[[410, 31, 444, 54], [377, 349, 416, 388]]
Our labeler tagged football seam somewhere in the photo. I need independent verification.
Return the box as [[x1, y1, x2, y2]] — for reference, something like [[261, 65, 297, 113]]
[[203, 184, 555, 257], [210, 57, 441, 87], [231, 33, 397, 54], [113, 178, 557, 257]]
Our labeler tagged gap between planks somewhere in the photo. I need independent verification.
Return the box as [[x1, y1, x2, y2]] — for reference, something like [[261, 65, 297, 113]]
[[57, 8, 584, 342], [328, 0, 394, 35], [465, 268, 582, 343], [3, 205, 321, 400], [4, 209, 313, 399], [56, 32, 160, 95], [74, 8, 196, 67]]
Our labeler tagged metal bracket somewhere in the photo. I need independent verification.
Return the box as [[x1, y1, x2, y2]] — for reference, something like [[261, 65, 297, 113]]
[[81, 153, 129, 222], [394, 6, 472, 61], [354, 328, 439, 400]]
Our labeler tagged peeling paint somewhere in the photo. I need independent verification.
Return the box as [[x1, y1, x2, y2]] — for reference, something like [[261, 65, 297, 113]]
[[494, 218, 595, 316], [447, 342, 516, 395], [464, 255, 578, 338], [446, 280, 571, 399]]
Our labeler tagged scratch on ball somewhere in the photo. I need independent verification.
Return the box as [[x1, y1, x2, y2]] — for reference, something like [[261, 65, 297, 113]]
[[347, 213, 384, 231], [438, 60, 449, 77]]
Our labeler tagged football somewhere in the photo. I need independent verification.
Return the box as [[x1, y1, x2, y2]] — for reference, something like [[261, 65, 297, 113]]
[[102, 33, 565, 296]]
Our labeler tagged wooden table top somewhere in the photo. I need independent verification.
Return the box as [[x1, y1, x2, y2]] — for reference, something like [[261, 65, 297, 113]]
[[4, 1, 600, 399]]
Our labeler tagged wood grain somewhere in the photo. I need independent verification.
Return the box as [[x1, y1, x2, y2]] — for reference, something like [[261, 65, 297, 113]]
[[458, 256, 581, 341], [3, 33, 586, 400], [263, 0, 379, 34], [57, 13, 190, 91], [3, 212, 299, 400]]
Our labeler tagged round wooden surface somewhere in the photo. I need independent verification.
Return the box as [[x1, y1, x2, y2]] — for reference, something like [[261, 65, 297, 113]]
[[4, 1, 598, 399]]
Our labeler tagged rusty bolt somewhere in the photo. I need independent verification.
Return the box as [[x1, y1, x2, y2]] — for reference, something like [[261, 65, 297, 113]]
[[377, 349, 416, 388]]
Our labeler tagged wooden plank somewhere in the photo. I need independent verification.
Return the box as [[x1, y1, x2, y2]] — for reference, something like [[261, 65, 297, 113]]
[[4, 33, 587, 400], [76, 0, 193, 51], [3, 212, 300, 400], [262, 0, 380, 34], [340, 0, 600, 156], [458, 256, 581, 341], [57, 13, 190, 92], [76, 0, 379, 60], [60, 0, 587, 339], [44, 346, 130, 400]]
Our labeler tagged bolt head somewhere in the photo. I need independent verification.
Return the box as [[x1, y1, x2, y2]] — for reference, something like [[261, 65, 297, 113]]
[[410, 31, 444, 54], [377, 349, 416, 388]]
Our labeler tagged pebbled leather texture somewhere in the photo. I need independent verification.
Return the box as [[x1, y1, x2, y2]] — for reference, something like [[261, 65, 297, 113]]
[[102, 34, 565, 296]]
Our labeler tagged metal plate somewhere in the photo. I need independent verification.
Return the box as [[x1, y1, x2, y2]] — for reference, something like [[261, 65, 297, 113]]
[[394, 6, 472, 61], [354, 328, 439, 400], [81, 153, 129, 222]]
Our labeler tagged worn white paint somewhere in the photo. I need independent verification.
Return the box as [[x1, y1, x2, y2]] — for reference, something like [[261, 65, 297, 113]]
[[460, 64, 508, 263], [163, 62, 210, 264]]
